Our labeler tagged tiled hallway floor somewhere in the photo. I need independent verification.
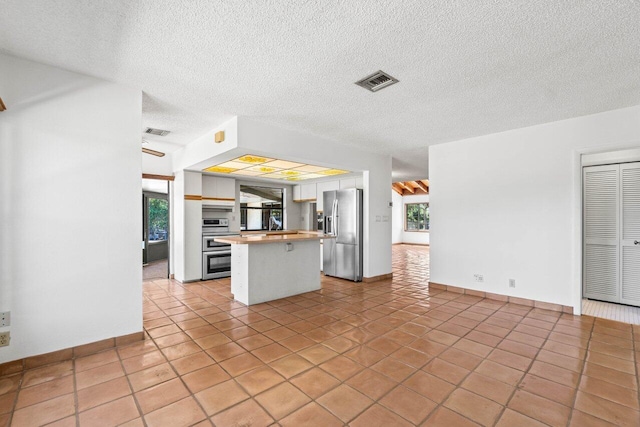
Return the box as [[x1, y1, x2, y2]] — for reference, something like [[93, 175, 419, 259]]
[[3, 244, 640, 426]]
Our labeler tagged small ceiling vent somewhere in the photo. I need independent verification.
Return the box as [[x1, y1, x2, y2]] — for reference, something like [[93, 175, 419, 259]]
[[355, 70, 399, 92], [144, 127, 170, 136]]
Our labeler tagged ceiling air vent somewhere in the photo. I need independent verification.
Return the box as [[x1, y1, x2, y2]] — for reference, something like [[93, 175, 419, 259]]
[[145, 127, 171, 136], [355, 70, 399, 92]]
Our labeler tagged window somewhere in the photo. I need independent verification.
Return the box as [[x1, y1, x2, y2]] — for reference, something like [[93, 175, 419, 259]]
[[148, 197, 168, 241], [239, 185, 284, 231], [405, 202, 429, 231]]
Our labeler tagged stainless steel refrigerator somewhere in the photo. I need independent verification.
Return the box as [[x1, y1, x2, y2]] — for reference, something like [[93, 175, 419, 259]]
[[323, 188, 363, 281]]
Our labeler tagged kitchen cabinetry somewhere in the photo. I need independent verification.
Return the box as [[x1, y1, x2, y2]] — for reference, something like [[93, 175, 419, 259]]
[[316, 180, 340, 211], [202, 176, 235, 206], [293, 183, 317, 202]]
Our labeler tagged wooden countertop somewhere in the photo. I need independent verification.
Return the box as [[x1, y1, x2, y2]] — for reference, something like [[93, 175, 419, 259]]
[[216, 231, 332, 245]]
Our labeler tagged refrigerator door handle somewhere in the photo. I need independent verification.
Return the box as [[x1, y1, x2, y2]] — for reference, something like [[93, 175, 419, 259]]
[[332, 199, 339, 237]]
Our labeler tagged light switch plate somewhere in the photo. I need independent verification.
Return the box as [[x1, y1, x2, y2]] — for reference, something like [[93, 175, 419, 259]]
[[0, 312, 9, 327]]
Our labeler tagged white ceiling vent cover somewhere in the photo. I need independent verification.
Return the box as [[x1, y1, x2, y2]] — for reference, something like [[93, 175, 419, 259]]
[[145, 127, 171, 136], [355, 70, 399, 92]]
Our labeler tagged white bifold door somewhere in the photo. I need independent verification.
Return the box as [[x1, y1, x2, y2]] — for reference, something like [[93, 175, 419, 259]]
[[584, 162, 640, 306]]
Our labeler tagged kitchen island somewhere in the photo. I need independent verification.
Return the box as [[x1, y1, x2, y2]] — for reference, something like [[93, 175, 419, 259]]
[[214, 232, 331, 306]]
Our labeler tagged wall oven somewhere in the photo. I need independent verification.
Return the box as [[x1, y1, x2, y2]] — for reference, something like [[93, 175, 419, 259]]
[[202, 218, 237, 280]]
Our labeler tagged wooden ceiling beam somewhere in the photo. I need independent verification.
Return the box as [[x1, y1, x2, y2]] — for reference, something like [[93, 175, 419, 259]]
[[392, 178, 429, 196], [397, 181, 415, 194], [414, 180, 429, 193]]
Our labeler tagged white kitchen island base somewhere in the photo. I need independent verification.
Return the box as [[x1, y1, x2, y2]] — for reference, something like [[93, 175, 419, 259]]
[[230, 239, 321, 306]]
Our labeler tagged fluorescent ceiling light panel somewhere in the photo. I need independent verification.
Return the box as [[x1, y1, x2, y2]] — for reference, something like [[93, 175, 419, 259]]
[[245, 165, 282, 173], [293, 165, 329, 173], [231, 170, 264, 176], [264, 159, 305, 169], [319, 169, 349, 175], [296, 173, 325, 179], [218, 161, 249, 169], [203, 154, 351, 181], [236, 155, 274, 164], [204, 166, 237, 173]]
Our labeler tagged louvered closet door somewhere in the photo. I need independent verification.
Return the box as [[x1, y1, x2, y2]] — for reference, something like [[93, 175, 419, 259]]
[[584, 165, 620, 302], [620, 162, 640, 305]]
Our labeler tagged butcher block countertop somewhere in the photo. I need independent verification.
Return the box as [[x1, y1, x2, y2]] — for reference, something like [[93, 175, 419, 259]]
[[215, 231, 332, 245]]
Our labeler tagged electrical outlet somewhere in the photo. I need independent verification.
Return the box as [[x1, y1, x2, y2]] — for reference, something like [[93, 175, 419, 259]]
[[0, 332, 9, 347], [509, 279, 516, 288], [0, 312, 9, 327], [474, 274, 484, 282]]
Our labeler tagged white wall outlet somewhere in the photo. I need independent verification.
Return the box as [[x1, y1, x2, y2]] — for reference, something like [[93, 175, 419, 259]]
[[0, 332, 9, 347], [375, 216, 381, 222], [509, 279, 516, 288], [382, 216, 389, 222], [474, 274, 484, 282], [0, 312, 9, 327]]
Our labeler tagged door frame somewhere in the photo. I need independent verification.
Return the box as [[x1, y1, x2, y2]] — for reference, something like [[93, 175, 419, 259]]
[[578, 147, 640, 314]]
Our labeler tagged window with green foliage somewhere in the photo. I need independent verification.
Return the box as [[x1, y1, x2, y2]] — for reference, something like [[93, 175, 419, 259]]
[[148, 198, 168, 241], [405, 203, 429, 231]]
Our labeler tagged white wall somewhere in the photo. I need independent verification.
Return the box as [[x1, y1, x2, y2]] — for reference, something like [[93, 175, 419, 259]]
[[237, 117, 393, 279], [0, 54, 142, 362], [392, 191, 403, 244], [172, 171, 203, 282], [430, 104, 640, 311]]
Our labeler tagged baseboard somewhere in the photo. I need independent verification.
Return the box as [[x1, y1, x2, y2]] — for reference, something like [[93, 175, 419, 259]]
[[363, 273, 393, 283], [428, 282, 573, 314], [0, 331, 144, 377]]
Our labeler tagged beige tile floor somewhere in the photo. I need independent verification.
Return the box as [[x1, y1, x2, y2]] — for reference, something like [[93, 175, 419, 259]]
[[582, 298, 640, 325], [2, 244, 640, 426]]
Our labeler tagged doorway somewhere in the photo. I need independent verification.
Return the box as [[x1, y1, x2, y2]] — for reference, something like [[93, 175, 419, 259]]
[[582, 158, 640, 322], [142, 180, 170, 280]]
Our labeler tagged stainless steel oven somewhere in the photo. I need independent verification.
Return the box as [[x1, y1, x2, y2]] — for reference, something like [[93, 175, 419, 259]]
[[202, 218, 237, 280], [202, 249, 232, 280]]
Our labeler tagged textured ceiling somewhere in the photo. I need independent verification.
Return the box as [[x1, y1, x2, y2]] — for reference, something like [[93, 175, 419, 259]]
[[2, 1, 639, 180]]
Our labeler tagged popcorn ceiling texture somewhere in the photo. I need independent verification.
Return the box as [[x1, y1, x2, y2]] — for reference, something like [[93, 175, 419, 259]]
[[1, 1, 639, 180]]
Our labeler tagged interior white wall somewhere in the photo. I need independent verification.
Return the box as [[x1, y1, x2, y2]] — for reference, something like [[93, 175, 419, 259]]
[[237, 117, 392, 279], [142, 152, 174, 175], [392, 191, 403, 244], [0, 54, 142, 362], [172, 171, 203, 282], [429, 104, 640, 311], [173, 117, 239, 172]]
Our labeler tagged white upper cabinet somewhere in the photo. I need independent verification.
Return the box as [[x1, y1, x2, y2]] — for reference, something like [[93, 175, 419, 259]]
[[301, 184, 316, 200], [293, 183, 317, 202], [202, 175, 235, 205]]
